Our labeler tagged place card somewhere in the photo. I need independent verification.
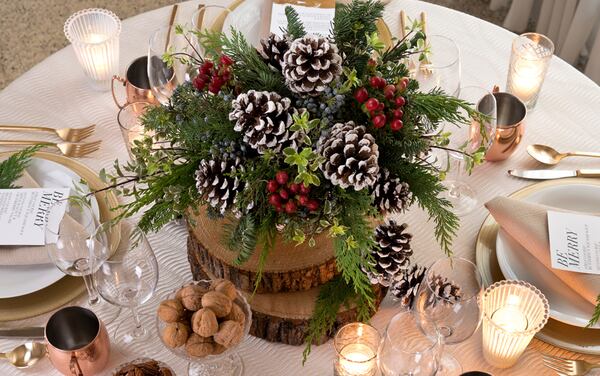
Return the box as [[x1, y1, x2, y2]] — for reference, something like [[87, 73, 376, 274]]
[[0, 188, 69, 246], [548, 211, 600, 275], [269, 0, 336, 37]]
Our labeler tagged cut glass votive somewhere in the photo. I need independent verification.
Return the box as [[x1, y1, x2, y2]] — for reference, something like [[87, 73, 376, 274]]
[[64, 8, 121, 91], [482, 280, 549, 368], [506, 32, 554, 110], [334, 323, 380, 376]]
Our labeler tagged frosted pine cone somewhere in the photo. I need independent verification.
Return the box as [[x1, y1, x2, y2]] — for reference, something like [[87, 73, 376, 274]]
[[317, 121, 379, 191], [372, 169, 412, 214], [426, 274, 462, 306], [282, 35, 342, 96], [194, 156, 244, 215], [364, 221, 413, 286], [229, 90, 301, 154], [259, 33, 290, 71], [390, 264, 427, 308]]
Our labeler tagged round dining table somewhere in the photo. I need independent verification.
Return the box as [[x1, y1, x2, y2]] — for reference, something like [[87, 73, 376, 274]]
[[1, 0, 600, 375]]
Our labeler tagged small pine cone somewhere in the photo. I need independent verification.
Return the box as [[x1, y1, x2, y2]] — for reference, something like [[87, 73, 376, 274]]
[[229, 90, 301, 154], [317, 121, 379, 191], [195, 156, 244, 215], [259, 33, 290, 71], [426, 274, 462, 306], [390, 264, 427, 308], [372, 169, 412, 214], [282, 35, 342, 96], [364, 220, 413, 286]]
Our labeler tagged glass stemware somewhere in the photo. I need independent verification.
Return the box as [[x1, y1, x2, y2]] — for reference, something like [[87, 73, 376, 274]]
[[413, 257, 483, 376], [94, 220, 159, 353], [440, 86, 497, 216], [45, 198, 121, 324], [378, 310, 438, 376], [148, 26, 200, 105], [413, 35, 461, 97]]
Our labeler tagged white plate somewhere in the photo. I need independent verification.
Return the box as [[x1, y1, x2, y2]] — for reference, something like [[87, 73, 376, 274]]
[[495, 183, 600, 328], [0, 158, 99, 299]]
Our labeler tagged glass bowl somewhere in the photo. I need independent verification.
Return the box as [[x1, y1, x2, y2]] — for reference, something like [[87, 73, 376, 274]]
[[155, 280, 252, 376], [113, 357, 175, 375]]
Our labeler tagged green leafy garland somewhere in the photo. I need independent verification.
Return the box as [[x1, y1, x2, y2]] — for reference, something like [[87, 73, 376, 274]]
[[98, 0, 485, 359], [0, 146, 42, 188]]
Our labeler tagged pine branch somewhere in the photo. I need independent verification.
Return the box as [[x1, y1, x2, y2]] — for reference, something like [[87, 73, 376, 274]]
[[224, 214, 258, 265], [0, 145, 42, 188], [284, 6, 306, 39], [588, 294, 600, 327]]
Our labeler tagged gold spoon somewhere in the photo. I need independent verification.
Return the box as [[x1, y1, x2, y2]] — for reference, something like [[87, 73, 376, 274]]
[[0, 342, 46, 368], [527, 144, 600, 165]]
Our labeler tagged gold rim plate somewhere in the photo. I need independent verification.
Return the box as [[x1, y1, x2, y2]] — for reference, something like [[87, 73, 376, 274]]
[[0, 151, 120, 322], [476, 177, 600, 355]]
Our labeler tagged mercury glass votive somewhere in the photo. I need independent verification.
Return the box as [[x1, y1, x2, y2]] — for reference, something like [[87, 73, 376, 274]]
[[334, 323, 380, 376], [506, 32, 554, 110], [482, 280, 549, 368], [64, 8, 121, 91]]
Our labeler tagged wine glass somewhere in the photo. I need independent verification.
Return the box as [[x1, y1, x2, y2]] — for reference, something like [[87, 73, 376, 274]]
[[378, 310, 438, 376], [45, 198, 121, 324], [440, 86, 496, 216], [94, 220, 159, 353], [413, 257, 483, 375], [413, 35, 461, 96], [148, 26, 200, 104]]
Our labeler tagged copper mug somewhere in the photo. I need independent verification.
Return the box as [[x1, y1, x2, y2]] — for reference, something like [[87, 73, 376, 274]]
[[111, 56, 160, 110], [45, 306, 110, 376], [483, 91, 527, 161]]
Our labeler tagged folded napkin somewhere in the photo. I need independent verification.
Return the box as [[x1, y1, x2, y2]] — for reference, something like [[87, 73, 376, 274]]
[[485, 196, 600, 306]]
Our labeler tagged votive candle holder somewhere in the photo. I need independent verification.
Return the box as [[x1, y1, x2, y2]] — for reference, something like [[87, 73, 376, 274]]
[[506, 32, 554, 110], [334, 323, 380, 376], [64, 8, 121, 91], [482, 280, 549, 368]]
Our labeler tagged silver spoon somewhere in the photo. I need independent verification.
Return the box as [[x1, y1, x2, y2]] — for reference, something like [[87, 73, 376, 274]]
[[527, 144, 600, 165], [0, 342, 46, 368]]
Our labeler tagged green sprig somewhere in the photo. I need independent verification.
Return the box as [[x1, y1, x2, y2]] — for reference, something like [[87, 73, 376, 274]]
[[0, 145, 43, 189]]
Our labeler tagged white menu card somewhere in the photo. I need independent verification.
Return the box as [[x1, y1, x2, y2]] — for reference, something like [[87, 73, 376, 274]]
[[269, 2, 335, 37]]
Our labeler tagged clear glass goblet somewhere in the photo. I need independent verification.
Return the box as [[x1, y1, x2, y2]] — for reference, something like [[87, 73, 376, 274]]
[[45, 198, 121, 324], [413, 257, 483, 376], [94, 220, 159, 353], [378, 309, 438, 376], [440, 86, 497, 216]]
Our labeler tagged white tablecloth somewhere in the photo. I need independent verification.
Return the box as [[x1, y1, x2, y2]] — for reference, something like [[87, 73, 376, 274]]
[[1, 0, 600, 375]]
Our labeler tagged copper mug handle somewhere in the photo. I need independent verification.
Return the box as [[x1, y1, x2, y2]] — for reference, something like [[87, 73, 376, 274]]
[[69, 353, 84, 376], [111, 75, 127, 109]]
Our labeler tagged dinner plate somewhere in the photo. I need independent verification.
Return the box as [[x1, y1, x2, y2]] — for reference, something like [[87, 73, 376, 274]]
[[476, 178, 600, 355], [495, 183, 600, 328], [0, 158, 100, 298]]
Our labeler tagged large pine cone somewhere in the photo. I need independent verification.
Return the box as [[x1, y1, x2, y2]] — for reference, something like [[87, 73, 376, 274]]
[[259, 33, 290, 71], [317, 121, 379, 191], [426, 274, 462, 306], [194, 156, 244, 215], [372, 169, 412, 214], [229, 90, 301, 154], [282, 35, 342, 96], [364, 220, 413, 286], [390, 264, 427, 308]]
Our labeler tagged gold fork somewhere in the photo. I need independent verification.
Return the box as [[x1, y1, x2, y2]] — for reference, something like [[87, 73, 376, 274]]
[[0, 140, 101, 158], [0, 124, 96, 142], [543, 354, 600, 375]]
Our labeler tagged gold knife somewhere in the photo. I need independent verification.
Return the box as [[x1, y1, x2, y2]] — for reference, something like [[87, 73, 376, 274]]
[[508, 169, 600, 180], [0, 327, 45, 339]]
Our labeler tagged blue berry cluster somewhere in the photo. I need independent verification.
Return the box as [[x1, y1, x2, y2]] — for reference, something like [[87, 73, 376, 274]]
[[294, 85, 345, 126]]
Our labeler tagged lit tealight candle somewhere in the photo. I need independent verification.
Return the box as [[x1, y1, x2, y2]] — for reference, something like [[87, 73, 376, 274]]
[[334, 323, 380, 376], [338, 343, 376, 375], [491, 304, 528, 332]]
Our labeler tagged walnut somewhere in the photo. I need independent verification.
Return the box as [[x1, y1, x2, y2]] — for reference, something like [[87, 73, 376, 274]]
[[162, 322, 189, 348], [213, 343, 227, 355], [192, 308, 219, 337], [201, 291, 232, 318], [157, 299, 185, 323], [224, 302, 245, 324], [185, 333, 214, 358], [180, 284, 207, 311], [214, 320, 243, 348], [211, 279, 238, 301]]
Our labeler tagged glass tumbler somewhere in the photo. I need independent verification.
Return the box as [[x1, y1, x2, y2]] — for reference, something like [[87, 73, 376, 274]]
[[64, 8, 121, 91], [334, 323, 381, 376], [117, 101, 152, 159], [413, 35, 461, 97]]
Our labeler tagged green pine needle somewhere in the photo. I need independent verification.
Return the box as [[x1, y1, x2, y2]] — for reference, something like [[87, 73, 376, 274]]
[[284, 6, 306, 39], [587, 294, 600, 327], [0, 145, 42, 189]]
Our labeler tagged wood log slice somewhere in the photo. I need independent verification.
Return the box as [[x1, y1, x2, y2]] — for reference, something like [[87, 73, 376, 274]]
[[190, 256, 386, 346], [186, 209, 337, 293]]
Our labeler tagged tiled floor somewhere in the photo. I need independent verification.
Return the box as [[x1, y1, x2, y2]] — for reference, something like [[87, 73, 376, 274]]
[[0, 0, 509, 89]]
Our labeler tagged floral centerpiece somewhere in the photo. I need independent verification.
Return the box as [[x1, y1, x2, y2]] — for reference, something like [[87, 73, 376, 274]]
[[101, 0, 484, 358]]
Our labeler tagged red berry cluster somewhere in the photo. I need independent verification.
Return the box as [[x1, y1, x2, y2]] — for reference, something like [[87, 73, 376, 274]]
[[266, 171, 319, 214], [353, 76, 410, 132], [193, 55, 234, 94]]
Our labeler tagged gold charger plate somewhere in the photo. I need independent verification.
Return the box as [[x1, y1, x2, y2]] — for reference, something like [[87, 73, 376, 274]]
[[476, 177, 600, 355], [0, 151, 120, 322]]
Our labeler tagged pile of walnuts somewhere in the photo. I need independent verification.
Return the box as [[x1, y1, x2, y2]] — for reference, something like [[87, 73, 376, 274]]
[[157, 279, 246, 357]]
